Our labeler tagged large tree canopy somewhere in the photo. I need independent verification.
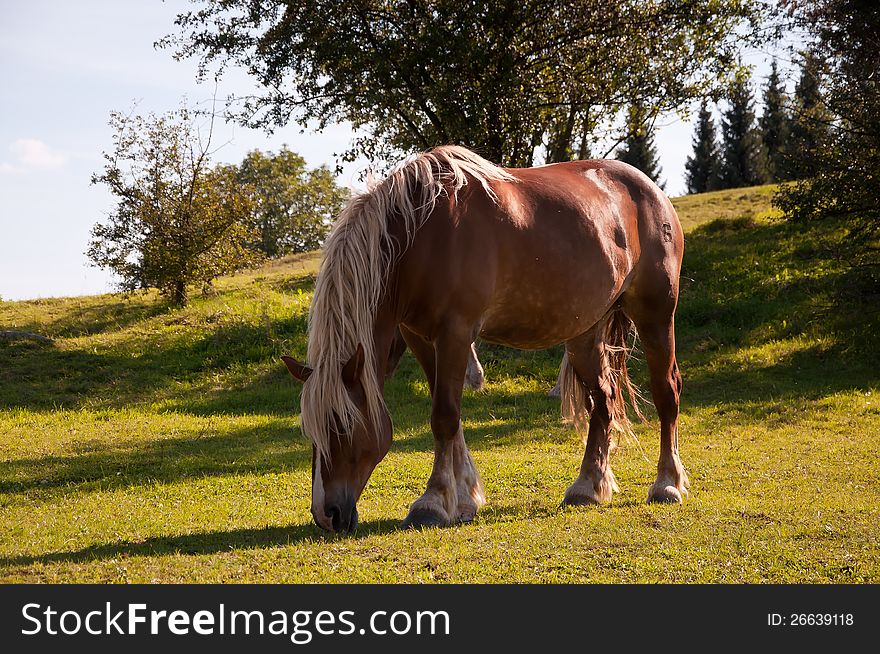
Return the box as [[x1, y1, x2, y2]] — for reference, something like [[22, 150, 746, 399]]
[[161, 0, 765, 167], [775, 0, 880, 275]]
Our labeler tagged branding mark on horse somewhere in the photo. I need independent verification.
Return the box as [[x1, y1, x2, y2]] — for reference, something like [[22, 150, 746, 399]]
[[662, 223, 673, 243]]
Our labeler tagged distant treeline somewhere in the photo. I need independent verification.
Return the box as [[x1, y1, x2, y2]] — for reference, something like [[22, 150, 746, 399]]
[[683, 55, 829, 195], [610, 53, 831, 196]]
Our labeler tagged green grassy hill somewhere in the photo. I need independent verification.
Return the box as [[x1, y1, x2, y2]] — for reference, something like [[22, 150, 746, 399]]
[[1, 185, 878, 583]]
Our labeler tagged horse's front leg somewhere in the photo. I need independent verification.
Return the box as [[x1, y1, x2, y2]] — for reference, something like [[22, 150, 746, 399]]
[[402, 331, 485, 528]]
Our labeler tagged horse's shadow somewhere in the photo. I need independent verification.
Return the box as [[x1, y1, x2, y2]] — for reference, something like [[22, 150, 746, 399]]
[[0, 518, 402, 569], [2, 491, 662, 571]]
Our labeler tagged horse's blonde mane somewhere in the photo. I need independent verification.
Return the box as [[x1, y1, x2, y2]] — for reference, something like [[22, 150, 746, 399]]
[[302, 145, 515, 458]]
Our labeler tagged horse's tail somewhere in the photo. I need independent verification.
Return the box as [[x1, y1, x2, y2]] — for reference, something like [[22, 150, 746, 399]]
[[560, 308, 646, 440], [604, 309, 647, 435]]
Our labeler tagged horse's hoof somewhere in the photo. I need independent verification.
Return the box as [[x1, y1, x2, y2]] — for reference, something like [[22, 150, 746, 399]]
[[560, 494, 600, 508], [402, 507, 449, 529], [456, 510, 477, 524], [464, 377, 485, 391], [647, 485, 684, 504]]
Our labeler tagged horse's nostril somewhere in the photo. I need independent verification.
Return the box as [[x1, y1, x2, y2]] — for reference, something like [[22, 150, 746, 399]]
[[326, 503, 358, 533], [328, 505, 342, 532]]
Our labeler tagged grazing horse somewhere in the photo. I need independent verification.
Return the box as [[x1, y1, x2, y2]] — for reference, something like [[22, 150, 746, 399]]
[[283, 146, 688, 533]]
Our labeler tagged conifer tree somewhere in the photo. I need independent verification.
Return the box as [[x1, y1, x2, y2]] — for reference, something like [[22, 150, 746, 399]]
[[719, 75, 767, 188], [760, 60, 789, 182], [616, 103, 664, 188], [785, 51, 831, 180], [685, 100, 721, 193]]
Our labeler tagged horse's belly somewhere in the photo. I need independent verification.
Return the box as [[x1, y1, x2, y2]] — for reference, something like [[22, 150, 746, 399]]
[[476, 232, 632, 348], [478, 288, 614, 349]]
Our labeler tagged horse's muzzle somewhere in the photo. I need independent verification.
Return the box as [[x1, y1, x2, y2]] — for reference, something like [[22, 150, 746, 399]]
[[315, 497, 359, 533]]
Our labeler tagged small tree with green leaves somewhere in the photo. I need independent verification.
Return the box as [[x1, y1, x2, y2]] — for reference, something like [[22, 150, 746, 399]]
[[89, 105, 259, 306], [685, 100, 722, 194], [615, 103, 664, 188], [236, 147, 348, 258]]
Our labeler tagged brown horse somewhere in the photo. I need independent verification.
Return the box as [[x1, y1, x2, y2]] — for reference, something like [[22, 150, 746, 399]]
[[283, 146, 688, 533]]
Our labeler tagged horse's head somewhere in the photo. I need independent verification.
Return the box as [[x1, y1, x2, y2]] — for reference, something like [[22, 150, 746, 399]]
[[282, 345, 392, 533]]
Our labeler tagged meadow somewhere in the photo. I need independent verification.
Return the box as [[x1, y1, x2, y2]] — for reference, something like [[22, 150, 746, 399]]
[[0, 184, 877, 583]]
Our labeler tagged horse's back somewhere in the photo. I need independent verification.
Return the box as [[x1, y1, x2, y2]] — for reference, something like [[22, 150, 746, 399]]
[[508, 159, 684, 304], [396, 158, 681, 349], [505, 159, 682, 257]]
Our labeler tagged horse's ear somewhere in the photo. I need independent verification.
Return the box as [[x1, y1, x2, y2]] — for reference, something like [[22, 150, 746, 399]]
[[341, 343, 365, 388], [281, 356, 312, 383]]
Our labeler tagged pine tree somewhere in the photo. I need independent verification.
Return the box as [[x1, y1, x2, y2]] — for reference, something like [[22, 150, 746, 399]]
[[616, 103, 664, 188], [719, 75, 767, 189], [785, 51, 831, 180], [685, 100, 721, 194], [760, 60, 789, 182]]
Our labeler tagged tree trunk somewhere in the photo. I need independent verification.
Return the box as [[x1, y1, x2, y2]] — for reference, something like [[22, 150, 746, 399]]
[[527, 129, 543, 167], [172, 279, 188, 306], [577, 111, 593, 160], [548, 105, 578, 163]]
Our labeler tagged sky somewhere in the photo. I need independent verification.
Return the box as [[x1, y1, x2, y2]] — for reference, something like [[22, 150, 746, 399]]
[[0, 1, 788, 301]]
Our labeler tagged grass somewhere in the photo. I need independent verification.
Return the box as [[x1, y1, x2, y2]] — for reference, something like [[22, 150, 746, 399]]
[[1, 186, 878, 583]]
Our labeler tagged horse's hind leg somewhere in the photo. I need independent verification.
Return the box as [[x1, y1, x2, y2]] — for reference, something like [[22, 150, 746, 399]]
[[384, 327, 409, 379], [400, 326, 485, 527], [464, 342, 485, 390], [624, 303, 690, 504], [393, 328, 484, 390], [560, 322, 620, 506], [547, 353, 564, 397]]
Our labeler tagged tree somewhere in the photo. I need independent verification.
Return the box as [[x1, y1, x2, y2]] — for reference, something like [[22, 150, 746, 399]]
[[783, 51, 831, 180], [160, 1, 767, 167], [88, 106, 259, 306], [685, 100, 721, 194], [615, 103, 663, 187], [775, 1, 880, 275], [236, 147, 349, 258], [760, 59, 789, 182], [719, 74, 768, 189]]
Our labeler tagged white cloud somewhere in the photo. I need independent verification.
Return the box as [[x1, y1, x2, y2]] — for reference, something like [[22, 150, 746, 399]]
[[0, 138, 67, 174], [3, 139, 67, 171]]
